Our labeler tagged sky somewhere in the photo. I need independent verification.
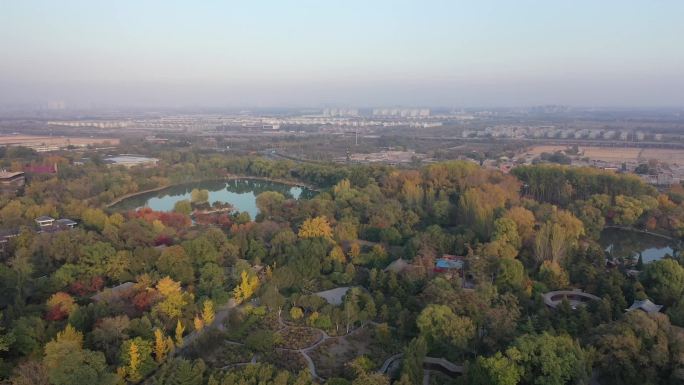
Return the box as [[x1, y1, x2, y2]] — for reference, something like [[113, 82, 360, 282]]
[[1, 0, 683, 108]]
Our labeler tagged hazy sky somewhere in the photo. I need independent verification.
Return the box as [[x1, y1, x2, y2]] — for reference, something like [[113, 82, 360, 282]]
[[1, 0, 683, 108]]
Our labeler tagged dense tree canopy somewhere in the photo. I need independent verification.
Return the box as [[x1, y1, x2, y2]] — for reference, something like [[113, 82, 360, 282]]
[[0, 150, 683, 385]]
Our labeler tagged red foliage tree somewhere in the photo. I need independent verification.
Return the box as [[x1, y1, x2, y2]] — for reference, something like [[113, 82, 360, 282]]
[[132, 290, 157, 312], [154, 234, 174, 247], [68, 276, 105, 296], [131, 208, 191, 229], [46, 292, 76, 321]]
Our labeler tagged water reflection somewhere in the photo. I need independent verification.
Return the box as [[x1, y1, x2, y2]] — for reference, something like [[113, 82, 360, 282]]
[[111, 179, 316, 218], [600, 228, 677, 263]]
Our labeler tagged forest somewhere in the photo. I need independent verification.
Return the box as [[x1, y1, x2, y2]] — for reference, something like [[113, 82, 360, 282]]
[[1, 147, 684, 385]]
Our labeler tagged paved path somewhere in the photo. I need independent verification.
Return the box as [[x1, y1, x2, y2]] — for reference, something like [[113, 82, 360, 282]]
[[275, 314, 371, 382], [176, 307, 391, 383], [379, 353, 404, 374], [378, 353, 464, 377], [179, 299, 237, 350]]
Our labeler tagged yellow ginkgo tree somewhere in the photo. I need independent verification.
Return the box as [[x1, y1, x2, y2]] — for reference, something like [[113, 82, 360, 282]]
[[233, 270, 259, 304]]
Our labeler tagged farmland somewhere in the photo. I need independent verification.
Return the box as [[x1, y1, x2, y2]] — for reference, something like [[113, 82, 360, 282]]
[[0, 134, 119, 151], [525, 145, 684, 164]]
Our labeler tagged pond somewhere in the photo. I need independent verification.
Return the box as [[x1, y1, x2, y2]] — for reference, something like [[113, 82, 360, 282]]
[[599, 227, 678, 263], [110, 179, 316, 219]]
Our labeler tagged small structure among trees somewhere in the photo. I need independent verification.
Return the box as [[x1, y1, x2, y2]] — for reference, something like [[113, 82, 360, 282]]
[[626, 299, 663, 314], [542, 289, 600, 309]]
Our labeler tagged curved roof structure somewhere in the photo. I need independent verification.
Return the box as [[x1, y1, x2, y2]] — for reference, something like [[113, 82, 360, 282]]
[[542, 289, 600, 309]]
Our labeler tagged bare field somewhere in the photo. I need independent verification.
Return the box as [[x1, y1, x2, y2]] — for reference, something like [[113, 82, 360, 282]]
[[0, 135, 119, 147], [526, 145, 684, 164], [640, 149, 684, 165]]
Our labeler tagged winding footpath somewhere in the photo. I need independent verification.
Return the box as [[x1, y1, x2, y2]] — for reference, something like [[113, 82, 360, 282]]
[[205, 312, 380, 382], [179, 304, 466, 383], [273, 315, 372, 382]]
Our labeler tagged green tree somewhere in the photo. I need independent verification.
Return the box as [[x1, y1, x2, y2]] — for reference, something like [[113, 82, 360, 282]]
[[10, 316, 46, 356], [173, 199, 192, 215], [260, 283, 285, 312], [640, 258, 684, 306], [417, 304, 475, 353], [256, 191, 286, 219], [172, 359, 206, 385], [468, 352, 522, 385], [245, 330, 279, 353], [509, 332, 587, 385], [592, 311, 675, 385], [90, 315, 130, 364], [538, 260, 569, 290], [156, 245, 195, 284], [44, 325, 116, 385], [349, 356, 390, 385], [190, 189, 209, 204], [81, 208, 109, 231], [401, 337, 427, 384], [496, 258, 526, 292], [198, 263, 226, 301], [183, 237, 219, 266]]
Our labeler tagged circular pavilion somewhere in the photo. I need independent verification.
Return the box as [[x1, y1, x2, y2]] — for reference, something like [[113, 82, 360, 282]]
[[542, 289, 600, 309]]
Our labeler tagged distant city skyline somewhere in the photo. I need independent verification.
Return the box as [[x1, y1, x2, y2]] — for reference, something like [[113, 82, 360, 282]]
[[1, 0, 683, 108]]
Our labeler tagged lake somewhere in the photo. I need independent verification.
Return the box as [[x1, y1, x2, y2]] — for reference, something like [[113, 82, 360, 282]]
[[110, 179, 316, 219], [599, 227, 678, 263]]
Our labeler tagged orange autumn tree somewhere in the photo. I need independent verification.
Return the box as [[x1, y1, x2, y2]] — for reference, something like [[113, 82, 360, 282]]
[[193, 315, 204, 332], [46, 292, 77, 321], [298, 216, 333, 239]]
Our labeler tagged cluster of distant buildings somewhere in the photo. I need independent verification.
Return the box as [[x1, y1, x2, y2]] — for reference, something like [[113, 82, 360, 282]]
[[0, 155, 157, 197], [104, 155, 158, 168], [464, 126, 670, 142], [0, 134, 118, 152], [322, 108, 431, 118], [372, 108, 430, 118], [335, 149, 430, 165], [323, 108, 360, 117], [48, 116, 223, 131], [44, 109, 447, 135], [636, 165, 684, 186]]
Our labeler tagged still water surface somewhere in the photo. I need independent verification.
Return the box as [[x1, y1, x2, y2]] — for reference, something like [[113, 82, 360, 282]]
[[599, 227, 677, 263], [111, 179, 316, 219]]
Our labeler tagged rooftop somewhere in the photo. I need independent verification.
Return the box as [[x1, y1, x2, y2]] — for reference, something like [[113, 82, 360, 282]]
[[55, 218, 77, 226], [105, 155, 158, 165], [435, 257, 464, 270], [542, 289, 600, 309], [384, 258, 410, 274], [0, 171, 24, 179], [626, 299, 663, 314], [314, 286, 351, 306], [91, 282, 135, 302]]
